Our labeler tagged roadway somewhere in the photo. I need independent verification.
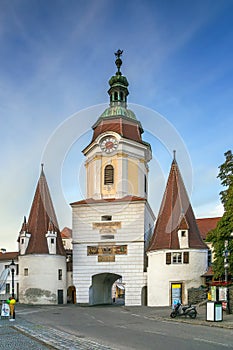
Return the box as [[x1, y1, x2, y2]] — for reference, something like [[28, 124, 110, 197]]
[[14, 304, 233, 350]]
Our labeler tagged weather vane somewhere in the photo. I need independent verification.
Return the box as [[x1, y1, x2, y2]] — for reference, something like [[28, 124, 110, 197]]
[[114, 49, 123, 59], [114, 49, 123, 74]]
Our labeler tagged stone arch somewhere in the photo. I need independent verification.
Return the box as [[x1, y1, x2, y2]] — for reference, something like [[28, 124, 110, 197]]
[[89, 272, 121, 305]]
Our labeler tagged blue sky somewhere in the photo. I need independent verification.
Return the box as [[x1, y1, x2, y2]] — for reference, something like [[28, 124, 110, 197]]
[[0, 0, 232, 251]]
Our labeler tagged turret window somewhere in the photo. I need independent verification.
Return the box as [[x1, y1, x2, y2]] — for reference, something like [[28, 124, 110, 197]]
[[166, 252, 190, 264], [104, 165, 114, 185], [172, 252, 182, 264], [58, 269, 62, 280]]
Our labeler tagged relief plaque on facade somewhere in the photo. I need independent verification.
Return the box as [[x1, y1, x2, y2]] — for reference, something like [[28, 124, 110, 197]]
[[87, 244, 127, 262], [93, 222, 121, 229]]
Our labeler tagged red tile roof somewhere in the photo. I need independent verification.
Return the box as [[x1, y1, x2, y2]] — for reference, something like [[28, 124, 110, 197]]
[[0, 252, 18, 261], [148, 159, 207, 251], [91, 118, 143, 144], [196, 217, 221, 240], [70, 195, 146, 206], [61, 227, 72, 239], [21, 168, 66, 256], [82, 117, 149, 154]]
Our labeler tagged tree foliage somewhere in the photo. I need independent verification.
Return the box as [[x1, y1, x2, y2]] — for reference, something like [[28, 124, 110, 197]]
[[206, 150, 233, 279]]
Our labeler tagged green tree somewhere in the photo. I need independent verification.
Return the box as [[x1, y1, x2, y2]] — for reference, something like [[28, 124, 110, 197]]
[[207, 150, 233, 279]]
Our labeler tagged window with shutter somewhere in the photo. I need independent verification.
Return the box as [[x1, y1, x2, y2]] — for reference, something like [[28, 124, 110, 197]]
[[183, 252, 189, 264], [104, 165, 114, 185], [166, 252, 171, 264]]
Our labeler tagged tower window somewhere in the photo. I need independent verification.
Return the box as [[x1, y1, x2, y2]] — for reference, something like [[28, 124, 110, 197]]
[[144, 175, 147, 195], [24, 268, 29, 276], [51, 238, 54, 244], [114, 91, 118, 101], [120, 91, 123, 101], [101, 215, 112, 221], [104, 165, 114, 185]]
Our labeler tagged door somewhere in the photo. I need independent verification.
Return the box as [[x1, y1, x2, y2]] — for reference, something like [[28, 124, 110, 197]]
[[57, 289, 63, 304], [171, 283, 182, 308]]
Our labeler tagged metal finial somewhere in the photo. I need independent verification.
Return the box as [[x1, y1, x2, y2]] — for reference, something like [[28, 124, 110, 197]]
[[173, 150, 176, 161], [114, 49, 123, 74]]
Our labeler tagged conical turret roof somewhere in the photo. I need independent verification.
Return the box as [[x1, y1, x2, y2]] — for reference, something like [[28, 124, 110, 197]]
[[148, 156, 207, 251], [23, 165, 66, 255]]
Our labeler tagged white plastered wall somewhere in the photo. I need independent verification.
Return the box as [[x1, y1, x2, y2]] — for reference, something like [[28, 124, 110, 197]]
[[147, 249, 208, 306], [19, 254, 67, 304]]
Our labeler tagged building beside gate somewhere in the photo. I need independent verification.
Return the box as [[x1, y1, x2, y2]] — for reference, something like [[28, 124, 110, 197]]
[[17, 166, 67, 304], [147, 155, 208, 306]]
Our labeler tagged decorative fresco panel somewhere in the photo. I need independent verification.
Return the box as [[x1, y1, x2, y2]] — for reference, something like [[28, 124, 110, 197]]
[[87, 245, 127, 258]]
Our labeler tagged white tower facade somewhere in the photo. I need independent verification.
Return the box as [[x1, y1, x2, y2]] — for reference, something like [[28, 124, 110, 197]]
[[71, 51, 155, 306]]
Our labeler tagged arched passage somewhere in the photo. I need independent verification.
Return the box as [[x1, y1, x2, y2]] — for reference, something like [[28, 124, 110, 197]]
[[89, 272, 121, 305], [67, 285, 76, 304]]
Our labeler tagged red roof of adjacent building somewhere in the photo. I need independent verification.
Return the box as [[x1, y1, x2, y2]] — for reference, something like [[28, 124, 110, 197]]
[[61, 227, 72, 239], [148, 158, 207, 251], [0, 252, 18, 261], [20, 167, 66, 256], [196, 217, 221, 240]]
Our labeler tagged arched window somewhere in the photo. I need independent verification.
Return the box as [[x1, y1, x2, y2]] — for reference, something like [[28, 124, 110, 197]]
[[114, 91, 118, 101], [120, 91, 124, 101], [144, 175, 147, 194], [104, 165, 114, 185]]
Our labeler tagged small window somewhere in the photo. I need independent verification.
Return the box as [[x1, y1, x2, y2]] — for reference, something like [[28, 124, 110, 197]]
[[101, 215, 112, 221], [114, 91, 118, 101], [5, 283, 10, 294], [208, 249, 212, 266], [58, 269, 62, 280], [144, 175, 147, 195], [172, 253, 182, 264], [104, 165, 114, 185], [181, 230, 186, 237], [21, 238, 24, 244], [24, 268, 28, 276], [51, 238, 55, 244]]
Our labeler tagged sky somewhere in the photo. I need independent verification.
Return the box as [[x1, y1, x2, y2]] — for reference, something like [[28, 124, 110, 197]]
[[0, 0, 232, 251]]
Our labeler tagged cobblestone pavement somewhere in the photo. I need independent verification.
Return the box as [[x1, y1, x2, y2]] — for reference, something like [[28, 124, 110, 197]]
[[0, 318, 114, 350], [0, 320, 51, 350]]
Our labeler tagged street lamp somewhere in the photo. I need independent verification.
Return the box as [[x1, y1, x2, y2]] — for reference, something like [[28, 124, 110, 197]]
[[9, 259, 16, 299], [223, 232, 233, 314]]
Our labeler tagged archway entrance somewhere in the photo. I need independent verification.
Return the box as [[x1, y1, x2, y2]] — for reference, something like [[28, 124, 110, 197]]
[[89, 273, 122, 305], [67, 285, 76, 304]]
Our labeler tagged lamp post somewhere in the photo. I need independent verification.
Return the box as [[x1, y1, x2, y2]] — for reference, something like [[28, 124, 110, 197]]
[[9, 259, 16, 299], [223, 232, 233, 314]]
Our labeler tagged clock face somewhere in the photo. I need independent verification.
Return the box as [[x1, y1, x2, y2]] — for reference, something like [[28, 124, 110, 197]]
[[100, 137, 118, 153]]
